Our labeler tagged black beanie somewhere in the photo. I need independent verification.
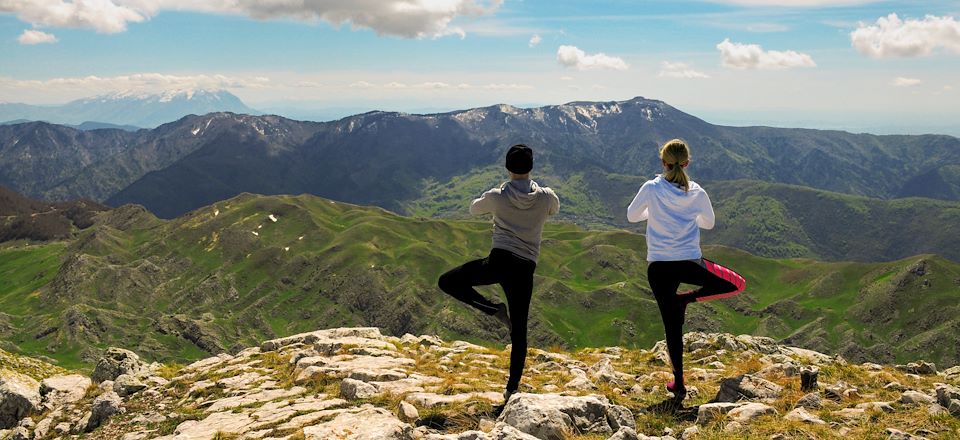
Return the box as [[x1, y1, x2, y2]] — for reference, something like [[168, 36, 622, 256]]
[[505, 144, 533, 174]]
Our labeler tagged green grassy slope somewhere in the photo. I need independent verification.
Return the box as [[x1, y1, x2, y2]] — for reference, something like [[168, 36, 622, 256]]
[[406, 170, 960, 262], [1, 193, 958, 370]]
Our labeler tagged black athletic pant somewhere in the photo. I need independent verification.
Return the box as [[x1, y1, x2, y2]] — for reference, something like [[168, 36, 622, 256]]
[[647, 258, 746, 384], [437, 248, 536, 392]]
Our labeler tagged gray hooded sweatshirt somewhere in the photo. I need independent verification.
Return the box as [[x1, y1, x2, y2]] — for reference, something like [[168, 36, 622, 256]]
[[470, 179, 560, 263]]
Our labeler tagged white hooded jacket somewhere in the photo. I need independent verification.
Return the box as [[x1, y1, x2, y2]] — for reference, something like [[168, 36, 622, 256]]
[[627, 175, 715, 262]]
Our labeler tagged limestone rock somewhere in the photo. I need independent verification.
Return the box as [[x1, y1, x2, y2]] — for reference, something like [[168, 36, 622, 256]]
[[715, 374, 782, 402], [85, 391, 124, 432], [885, 382, 907, 391], [39, 374, 91, 407], [589, 358, 624, 386], [943, 366, 960, 382], [7, 426, 29, 440], [497, 393, 633, 439], [825, 381, 859, 401], [607, 426, 640, 440], [398, 401, 419, 422], [695, 402, 739, 425], [681, 426, 699, 439], [91, 348, 148, 383], [935, 383, 960, 415], [897, 361, 937, 375], [161, 410, 254, 438], [349, 369, 407, 382], [16, 417, 33, 430], [833, 408, 867, 421], [113, 374, 147, 397], [33, 415, 54, 438], [341, 378, 378, 400], [900, 391, 936, 405], [205, 386, 307, 412], [795, 392, 822, 409], [727, 402, 777, 424], [0, 372, 40, 429], [302, 405, 412, 439], [927, 404, 947, 416], [784, 407, 826, 424], [564, 368, 597, 391], [261, 327, 384, 351]]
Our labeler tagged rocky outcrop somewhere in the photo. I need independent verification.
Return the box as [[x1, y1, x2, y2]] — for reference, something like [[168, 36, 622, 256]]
[[2, 328, 959, 439], [497, 393, 635, 440], [0, 372, 40, 429], [936, 383, 960, 415], [90, 347, 148, 383], [301, 406, 411, 439], [39, 374, 91, 407], [80, 390, 124, 432], [715, 374, 783, 402], [112, 374, 147, 397]]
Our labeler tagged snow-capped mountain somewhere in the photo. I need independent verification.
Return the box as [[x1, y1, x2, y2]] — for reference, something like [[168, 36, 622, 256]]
[[0, 89, 258, 128]]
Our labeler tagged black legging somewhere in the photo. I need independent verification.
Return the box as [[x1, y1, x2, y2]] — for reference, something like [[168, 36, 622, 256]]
[[438, 248, 536, 392], [647, 258, 746, 385]]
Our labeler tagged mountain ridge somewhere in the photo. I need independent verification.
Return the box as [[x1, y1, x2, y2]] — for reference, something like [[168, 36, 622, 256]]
[[0, 89, 258, 128], [3, 96, 960, 263], [2, 192, 958, 371]]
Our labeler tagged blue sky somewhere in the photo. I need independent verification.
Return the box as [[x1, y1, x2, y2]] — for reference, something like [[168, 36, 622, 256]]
[[1, 0, 958, 134]]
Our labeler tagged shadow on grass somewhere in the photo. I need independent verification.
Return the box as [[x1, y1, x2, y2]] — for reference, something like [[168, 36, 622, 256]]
[[642, 398, 699, 421]]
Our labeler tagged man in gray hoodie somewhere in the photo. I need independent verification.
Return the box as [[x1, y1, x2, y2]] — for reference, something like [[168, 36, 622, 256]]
[[438, 144, 560, 400]]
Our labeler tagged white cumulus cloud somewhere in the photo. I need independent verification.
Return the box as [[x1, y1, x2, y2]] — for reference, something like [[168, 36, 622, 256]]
[[891, 77, 922, 87], [850, 14, 960, 58], [1, 0, 147, 34], [17, 29, 58, 44], [0, 0, 503, 38], [556, 45, 629, 71], [658, 62, 710, 79], [528, 34, 541, 47], [716, 38, 816, 69]]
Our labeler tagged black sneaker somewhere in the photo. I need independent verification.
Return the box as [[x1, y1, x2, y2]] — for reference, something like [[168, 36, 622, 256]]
[[493, 303, 512, 332], [503, 388, 517, 402]]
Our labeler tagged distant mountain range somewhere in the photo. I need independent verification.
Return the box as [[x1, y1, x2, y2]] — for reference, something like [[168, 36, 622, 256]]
[[0, 89, 257, 128], [2, 96, 959, 262]]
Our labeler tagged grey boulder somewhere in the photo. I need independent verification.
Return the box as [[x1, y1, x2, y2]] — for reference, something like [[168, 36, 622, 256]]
[[40, 374, 91, 407], [0, 372, 40, 429], [497, 393, 635, 440], [113, 374, 147, 398], [84, 391, 125, 432], [91, 348, 148, 383], [715, 374, 783, 402]]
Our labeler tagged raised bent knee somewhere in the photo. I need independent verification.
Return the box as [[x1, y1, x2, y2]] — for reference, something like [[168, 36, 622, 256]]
[[437, 272, 456, 294]]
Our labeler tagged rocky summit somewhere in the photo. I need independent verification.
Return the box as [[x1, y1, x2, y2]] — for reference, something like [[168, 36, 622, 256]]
[[1, 329, 958, 440]]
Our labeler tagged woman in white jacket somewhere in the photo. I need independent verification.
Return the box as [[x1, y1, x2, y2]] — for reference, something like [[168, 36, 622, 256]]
[[627, 139, 746, 400]]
